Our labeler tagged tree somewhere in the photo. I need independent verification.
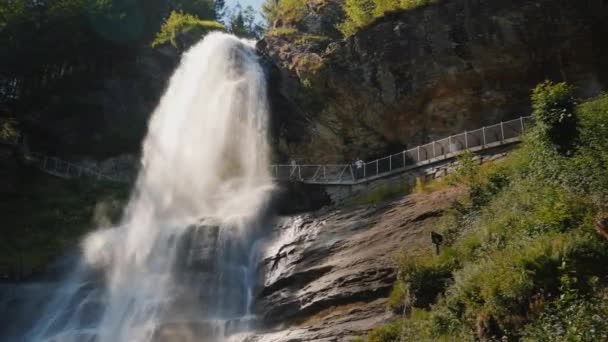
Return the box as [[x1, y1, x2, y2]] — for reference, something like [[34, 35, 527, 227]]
[[213, 0, 226, 22], [226, 4, 263, 39], [261, 0, 279, 27]]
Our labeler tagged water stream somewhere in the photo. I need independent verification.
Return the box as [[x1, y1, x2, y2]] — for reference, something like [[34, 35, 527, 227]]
[[3, 32, 275, 342]]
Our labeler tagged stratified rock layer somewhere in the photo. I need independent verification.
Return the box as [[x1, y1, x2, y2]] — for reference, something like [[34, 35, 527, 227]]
[[261, 0, 608, 162], [248, 187, 462, 341]]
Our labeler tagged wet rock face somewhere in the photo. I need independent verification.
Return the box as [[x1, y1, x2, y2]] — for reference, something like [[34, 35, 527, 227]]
[[250, 188, 462, 341], [261, 0, 608, 163]]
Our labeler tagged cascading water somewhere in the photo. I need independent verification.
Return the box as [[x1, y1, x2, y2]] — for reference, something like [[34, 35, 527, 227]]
[[16, 32, 275, 342]]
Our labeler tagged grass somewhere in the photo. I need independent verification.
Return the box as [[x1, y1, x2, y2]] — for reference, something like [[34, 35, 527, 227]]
[[338, 0, 435, 36], [351, 182, 410, 206]]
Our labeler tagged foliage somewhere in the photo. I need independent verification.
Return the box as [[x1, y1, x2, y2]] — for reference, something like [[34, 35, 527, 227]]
[[0, 118, 20, 142], [367, 320, 402, 342], [364, 88, 608, 340], [151, 11, 224, 48], [352, 182, 410, 206], [522, 290, 608, 341], [338, 0, 432, 36], [337, 0, 375, 36], [395, 255, 453, 309], [531, 81, 577, 154], [225, 4, 264, 39], [261, 0, 307, 28], [261, 0, 281, 27], [0, 0, 226, 157], [0, 166, 129, 279]]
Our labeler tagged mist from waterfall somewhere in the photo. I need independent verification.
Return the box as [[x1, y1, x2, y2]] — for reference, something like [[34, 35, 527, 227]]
[[23, 32, 275, 342]]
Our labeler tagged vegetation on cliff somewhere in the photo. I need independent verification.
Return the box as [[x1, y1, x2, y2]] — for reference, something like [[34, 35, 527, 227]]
[[0, 0, 261, 158], [152, 11, 224, 48], [363, 83, 608, 341], [0, 162, 129, 280], [338, 0, 433, 35]]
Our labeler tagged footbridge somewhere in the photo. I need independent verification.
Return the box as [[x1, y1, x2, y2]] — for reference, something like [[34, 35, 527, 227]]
[[23, 117, 531, 185], [272, 116, 531, 185]]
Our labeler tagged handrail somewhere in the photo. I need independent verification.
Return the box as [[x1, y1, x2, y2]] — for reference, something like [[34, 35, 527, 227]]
[[272, 116, 532, 185], [25, 152, 131, 183], [25, 116, 532, 186]]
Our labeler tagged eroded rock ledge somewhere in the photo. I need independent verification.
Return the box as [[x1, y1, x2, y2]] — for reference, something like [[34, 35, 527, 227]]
[[248, 187, 462, 341]]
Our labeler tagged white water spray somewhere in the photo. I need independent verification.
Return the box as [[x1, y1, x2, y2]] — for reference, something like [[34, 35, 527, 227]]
[[26, 32, 274, 342]]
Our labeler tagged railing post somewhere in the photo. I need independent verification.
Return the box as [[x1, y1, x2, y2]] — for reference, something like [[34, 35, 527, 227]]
[[298, 165, 302, 181], [417, 146, 421, 162], [389, 156, 392, 171], [500, 121, 505, 141], [402, 150, 406, 167], [448, 136, 452, 154], [520, 116, 524, 133], [349, 165, 355, 182], [464, 130, 468, 149], [432, 142, 436, 159], [376, 159, 379, 176], [323, 166, 326, 180], [482, 127, 486, 146]]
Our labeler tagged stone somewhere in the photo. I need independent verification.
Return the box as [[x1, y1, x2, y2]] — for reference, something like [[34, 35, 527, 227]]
[[248, 187, 463, 340], [261, 0, 608, 163]]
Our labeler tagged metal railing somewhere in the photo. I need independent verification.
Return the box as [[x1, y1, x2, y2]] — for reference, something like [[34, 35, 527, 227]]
[[25, 153, 131, 183], [24, 117, 532, 186], [272, 116, 532, 185]]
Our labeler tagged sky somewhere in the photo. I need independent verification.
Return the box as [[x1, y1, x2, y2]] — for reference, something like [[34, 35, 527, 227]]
[[225, 0, 265, 22]]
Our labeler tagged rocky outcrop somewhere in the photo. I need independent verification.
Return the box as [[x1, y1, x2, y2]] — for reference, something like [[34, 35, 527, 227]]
[[248, 187, 462, 341], [261, 0, 608, 163]]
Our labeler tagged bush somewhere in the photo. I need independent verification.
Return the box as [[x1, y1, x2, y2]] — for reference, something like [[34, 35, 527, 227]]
[[151, 11, 224, 48], [396, 256, 454, 309], [531, 81, 577, 154], [367, 320, 402, 342], [522, 291, 608, 341]]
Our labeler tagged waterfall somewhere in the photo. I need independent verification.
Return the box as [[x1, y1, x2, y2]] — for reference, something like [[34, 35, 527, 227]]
[[22, 32, 275, 342]]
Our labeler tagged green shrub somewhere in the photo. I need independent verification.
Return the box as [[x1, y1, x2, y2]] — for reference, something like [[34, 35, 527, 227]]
[[531, 81, 577, 154], [396, 256, 453, 309], [522, 292, 608, 341], [151, 11, 224, 48], [367, 320, 402, 342]]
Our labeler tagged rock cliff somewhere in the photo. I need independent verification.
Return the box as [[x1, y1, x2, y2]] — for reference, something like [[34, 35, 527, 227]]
[[260, 0, 608, 163], [247, 187, 462, 341]]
